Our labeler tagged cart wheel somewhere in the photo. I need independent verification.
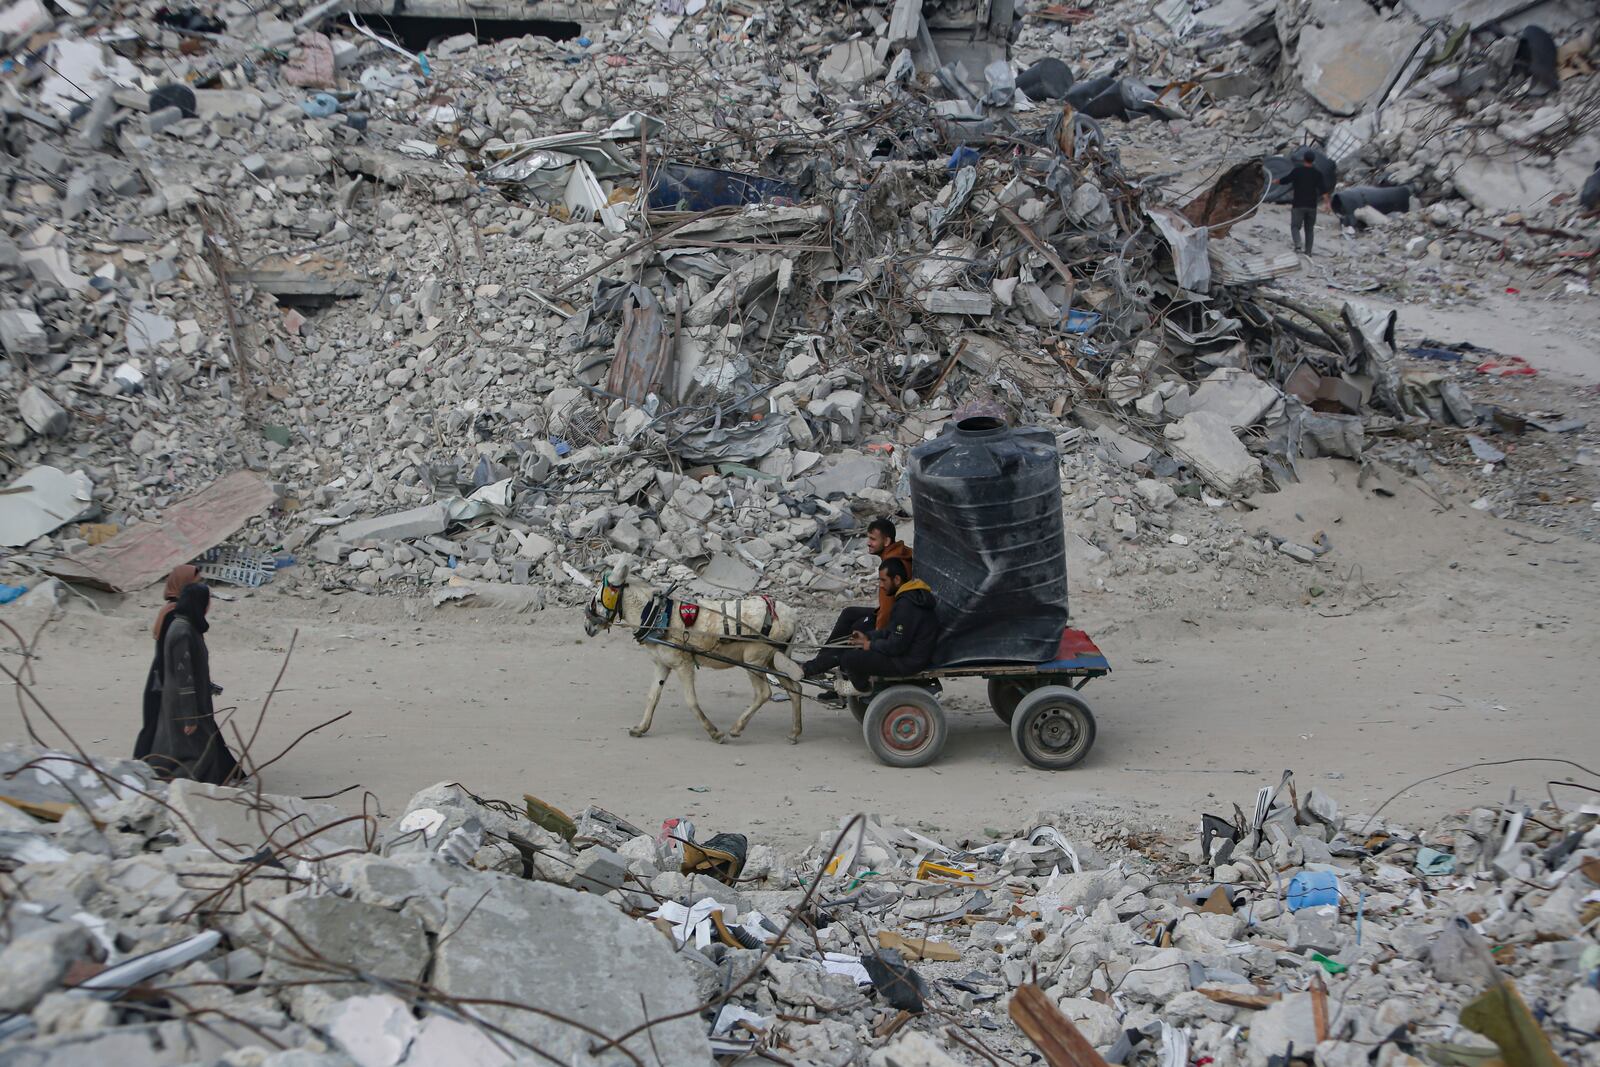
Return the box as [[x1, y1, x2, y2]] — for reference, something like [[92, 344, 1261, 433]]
[[987, 676, 1043, 725], [862, 685, 948, 768], [847, 695, 868, 723], [1011, 687, 1096, 770]]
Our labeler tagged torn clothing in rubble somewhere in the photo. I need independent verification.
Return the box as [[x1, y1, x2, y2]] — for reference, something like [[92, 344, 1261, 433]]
[[142, 584, 240, 785]]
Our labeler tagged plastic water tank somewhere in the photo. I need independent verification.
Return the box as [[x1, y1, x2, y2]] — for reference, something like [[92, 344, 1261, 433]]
[[909, 417, 1069, 666]]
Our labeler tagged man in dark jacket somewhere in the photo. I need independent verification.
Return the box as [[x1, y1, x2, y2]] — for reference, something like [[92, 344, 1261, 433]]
[[836, 558, 939, 691], [1278, 149, 1329, 255], [801, 519, 913, 693]]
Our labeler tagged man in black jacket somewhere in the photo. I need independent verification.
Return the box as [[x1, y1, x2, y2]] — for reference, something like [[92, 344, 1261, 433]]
[[1278, 149, 1329, 255], [837, 558, 939, 690]]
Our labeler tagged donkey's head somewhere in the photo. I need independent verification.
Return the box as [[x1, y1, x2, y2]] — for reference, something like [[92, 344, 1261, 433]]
[[583, 559, 633, 636]]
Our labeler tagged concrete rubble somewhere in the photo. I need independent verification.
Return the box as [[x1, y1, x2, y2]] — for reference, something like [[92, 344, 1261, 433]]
[[0, 743, 1595, 1065], [0, 0, 1596, 615]]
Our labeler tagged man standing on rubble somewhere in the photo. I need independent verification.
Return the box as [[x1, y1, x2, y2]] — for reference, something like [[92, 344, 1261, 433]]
[[1279, 149, 1330, 256], [800, 518, 912, 699]]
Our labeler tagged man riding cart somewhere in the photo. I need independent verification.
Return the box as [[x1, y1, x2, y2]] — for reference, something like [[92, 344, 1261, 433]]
[[798, 417, 1111, 771], [803, 557, 938, 690]]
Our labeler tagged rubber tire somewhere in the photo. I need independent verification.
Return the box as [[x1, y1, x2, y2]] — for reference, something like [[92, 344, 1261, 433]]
[[862, 685, 948, 768], [987, 676, 1043, 725], [1010, 687, 1096, 770], [847, 695, 869, 723]]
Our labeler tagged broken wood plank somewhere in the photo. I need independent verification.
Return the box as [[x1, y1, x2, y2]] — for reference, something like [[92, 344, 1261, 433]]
[[1200, 986, 1281, 1010], [1010, 983, 1112, 1067], [877, 930, 962, 962]]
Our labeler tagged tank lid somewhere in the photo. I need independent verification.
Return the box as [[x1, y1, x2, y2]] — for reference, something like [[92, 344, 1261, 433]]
[[954, 416, 1005, 437]]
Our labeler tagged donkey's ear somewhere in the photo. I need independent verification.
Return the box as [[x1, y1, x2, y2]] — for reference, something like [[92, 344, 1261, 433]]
[[612, 558, 632, 583]]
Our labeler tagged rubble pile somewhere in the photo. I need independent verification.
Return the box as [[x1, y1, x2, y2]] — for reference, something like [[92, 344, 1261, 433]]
[[2, 0, 1597, 612], [1, 743, 1597, 1065]]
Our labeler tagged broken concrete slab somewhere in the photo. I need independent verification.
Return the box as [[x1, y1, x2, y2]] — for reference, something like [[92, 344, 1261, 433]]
[[1164, 411, 1262, 496], [261, 894, 429, 1001], [793, 451, 887, 500], [1452, 155, 1565, 214], [125, 306, 176, 359], [0, 308, 48, 357], [698, 552, 761, 593], [17, 386, 68, 437], [1186, 368, 1283, 430], [818, 39, 885, 88], [431, 876, 713, 1065], [191, 89, 265, 121], [1246, 992, 1320, 1067], [918, 289, 994, 315], [339, 503, 450, 544], [0, 744, 160, 816], [1296, 0, 1426, 115], [0, 466, 94, 548], [168, 779, 370, 862]]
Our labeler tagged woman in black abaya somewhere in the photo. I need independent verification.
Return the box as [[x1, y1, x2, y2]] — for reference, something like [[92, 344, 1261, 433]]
[[142, 583, 240, 785]]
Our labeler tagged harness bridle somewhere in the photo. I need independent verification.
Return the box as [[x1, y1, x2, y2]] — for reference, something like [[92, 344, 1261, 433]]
[[585, 567, 781, 645]]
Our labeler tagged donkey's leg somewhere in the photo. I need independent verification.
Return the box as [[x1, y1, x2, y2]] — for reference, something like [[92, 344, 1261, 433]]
[[630, 658, 672, 738], [728, 654, 773, 738], [676, 662, 724, 743], [778, 673, 804, 744]]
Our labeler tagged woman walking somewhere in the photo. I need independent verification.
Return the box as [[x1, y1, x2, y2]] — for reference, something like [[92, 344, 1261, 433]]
[[142, 582, 241, 785], [135, 564, 200, 761]]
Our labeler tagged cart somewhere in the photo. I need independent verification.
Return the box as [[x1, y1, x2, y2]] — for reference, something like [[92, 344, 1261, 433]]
[[842, 625, 1110, 771]]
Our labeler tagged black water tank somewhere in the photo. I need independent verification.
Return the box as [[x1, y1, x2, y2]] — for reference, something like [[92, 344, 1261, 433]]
[[909, 418, 1069, 667]]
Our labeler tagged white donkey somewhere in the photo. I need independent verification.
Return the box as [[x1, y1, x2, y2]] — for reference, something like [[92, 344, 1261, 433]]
[[583, 560, 806, 744]]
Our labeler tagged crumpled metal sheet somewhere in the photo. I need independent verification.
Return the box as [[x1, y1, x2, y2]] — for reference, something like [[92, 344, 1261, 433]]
[[674, 416, 789, 464], [1342, 301, 1406, 416], [1147, 207, 1211, 293], [608, 285, 675, 406]]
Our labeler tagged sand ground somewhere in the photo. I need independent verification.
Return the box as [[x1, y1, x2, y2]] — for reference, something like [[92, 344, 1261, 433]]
[[6, 454, 1596, 850]]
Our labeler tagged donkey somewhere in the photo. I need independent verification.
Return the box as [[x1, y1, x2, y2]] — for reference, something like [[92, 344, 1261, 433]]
[[583, 560, 806, 744]]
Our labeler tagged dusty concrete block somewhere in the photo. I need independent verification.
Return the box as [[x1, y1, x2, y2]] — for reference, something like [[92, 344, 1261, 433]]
[[0, 308, 47, 356], [1164, 411, 1262, 497], [168, 779, 367, 862], [262, 895, 429, 1000], [0, 923, 88, 1011], [431, 876, 713, 1064], [339, 503, 449, 543], [18, 386, 68, 436]]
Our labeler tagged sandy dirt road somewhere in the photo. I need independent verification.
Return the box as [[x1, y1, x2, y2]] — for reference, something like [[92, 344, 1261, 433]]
[[6, 460, 1596, 849]]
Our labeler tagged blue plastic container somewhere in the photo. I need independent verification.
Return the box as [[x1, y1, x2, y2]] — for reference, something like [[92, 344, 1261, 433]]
[[1287, 870, 1340, 911]]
